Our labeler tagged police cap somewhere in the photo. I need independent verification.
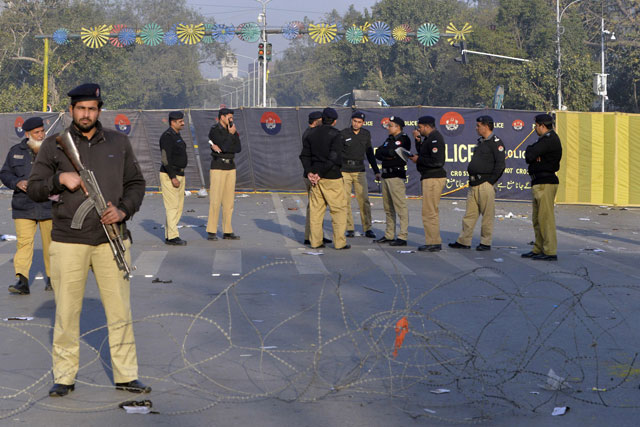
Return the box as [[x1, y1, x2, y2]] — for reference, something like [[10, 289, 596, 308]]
[[351, 111, 365, 120], [417, 115, 436, 127], [534, 113, 554, 128], [389, 116, 405, 128], [169, 111, 184, 122], [23, 117, 44, 132], [308, 111, 322, 120], [67, 83, 102, 105], [322, 107, 338, 120], [476, 115, 494, 126]]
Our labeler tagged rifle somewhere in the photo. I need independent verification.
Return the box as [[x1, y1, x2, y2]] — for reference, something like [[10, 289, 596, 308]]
[[56, 130, 132, 278]]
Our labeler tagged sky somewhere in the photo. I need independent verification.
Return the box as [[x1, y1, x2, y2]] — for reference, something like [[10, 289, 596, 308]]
[[186, 0, 377, 77]]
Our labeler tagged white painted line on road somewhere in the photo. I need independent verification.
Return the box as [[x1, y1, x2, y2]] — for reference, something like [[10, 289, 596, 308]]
[[271, 193, 300, 247], [291, 249, 329, 275], [213, 250, 242, 275], [364, 249, 415, 276], [435, 251, 500, 278], [132, 251, 168, 276]]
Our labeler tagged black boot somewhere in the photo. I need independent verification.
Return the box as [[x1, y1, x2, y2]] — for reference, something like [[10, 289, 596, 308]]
[[45, 277, 53, 291], [8, 274, 29, 295]]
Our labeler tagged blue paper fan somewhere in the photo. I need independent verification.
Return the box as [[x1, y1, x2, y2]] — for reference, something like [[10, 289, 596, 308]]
[[212, 24, 235, 43], [52, 28, 69, 45], [282, 22, 299, 40], [118, 28, 136, 46], [164, 30, 178, 46], [368, 21, 391, 45]]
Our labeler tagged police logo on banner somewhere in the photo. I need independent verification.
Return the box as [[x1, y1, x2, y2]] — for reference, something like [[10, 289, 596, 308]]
[[439, 112, 465, 136], [380, 117, 390, 129], [14, 117, 25, 138], [512, 119, 524, 131], [114, 114, 131, 135], [260, 112, 281, 135]]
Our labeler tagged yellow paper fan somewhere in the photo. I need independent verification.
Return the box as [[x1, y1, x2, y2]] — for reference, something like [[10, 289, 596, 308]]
[[176, 23, 205, 45], [308, 23, 337, 44], [81, 25, 110, 48], [360, 22, 371, 43], [445, 22, 473, 45]]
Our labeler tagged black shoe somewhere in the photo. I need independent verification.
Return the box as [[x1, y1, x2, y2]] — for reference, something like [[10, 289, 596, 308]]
[[521, 251, 539, 258], [364, 230, 376, 239], [303, 239, 311, 245], [207, 233, 218, 241], [418, 244, 441, 252], [389, 239, 407, 247], [45, 277, 53, 291], [346, 230, 355, 238], [532, 253, 558, 261], [223, 233, 240, 240], [8, 274, 29, 295], [49, 383, 74, 397], [165, 237, 187, 246], [115, 379, 152, 394], [448, 241, 471, 249], [322, 237, 333, 244], [335, 244, 351, 250], [311, 244, 325, 249], [374, 237, 393, 244], [476, 244, 491, 251]]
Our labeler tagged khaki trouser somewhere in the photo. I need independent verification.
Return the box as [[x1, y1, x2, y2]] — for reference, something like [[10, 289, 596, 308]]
[[50, 240, 138, 385], [457, 181, 495, 246], [342, 171, 372, 232], [309, 178, 347, 248], [207, 169, 236, 234], [381, 177, 408, 240], [532, 183, 559, 255], [421, 178, 446, 245], [159, 172, 186, 240], [14, 218, 52, 278]]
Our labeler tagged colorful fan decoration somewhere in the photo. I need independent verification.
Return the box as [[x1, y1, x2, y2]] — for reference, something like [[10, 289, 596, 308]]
[[117, 28, 136, 46], [392, 24, 412, 42], [386, 36, 396, 46], [170, 24, 185, 45], [360, 22, 371, 43], [163, 30, 178, 46], [202, 23, 214, 44], [237, 22, 260, 42], [140, 23, 164, 46], [368, 21, 391, 45], [136, 29, 143, 45], [330, 21, 344, 42], [109, 24, 126, 47], [446, 22, 472, 44], [212, 24, 235, 43], [291, 21, 305, 38], [281, 22, 299, 40], [417, 23, 440, 46], [308, 23, 337, 44], [345, 25, 364, 44], [176, 23, 205, 45], [52, 28, 69, 45], [80, 25, 110, 48]]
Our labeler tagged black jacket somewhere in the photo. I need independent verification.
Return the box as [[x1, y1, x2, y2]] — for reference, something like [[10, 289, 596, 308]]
[[0, 139, 52, 220], [300, 124, 343, 179], [374, 133, 411, 179], [467, 133, 505, 186], [340, 127, 380, 174], [159, 127, 188, 178], [27, 121, 146, 245], [209, 123, 241, 170], [415, 129, 446, 180], [525, 130, 562, 185]]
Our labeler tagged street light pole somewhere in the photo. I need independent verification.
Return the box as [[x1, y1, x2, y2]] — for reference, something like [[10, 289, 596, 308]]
[[233, 53, 260, 107], [257, 0, 271, 107], [556, 0, 585, 111]]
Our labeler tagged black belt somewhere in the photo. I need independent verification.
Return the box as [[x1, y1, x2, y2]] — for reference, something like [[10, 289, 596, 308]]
[[382, 167, 403, 174], [345, 159, 362, 166], [176, 167, 184, 173], [530, 172, 556, 180], [469, 174, 490, 182], [216, 158, 232, 164]]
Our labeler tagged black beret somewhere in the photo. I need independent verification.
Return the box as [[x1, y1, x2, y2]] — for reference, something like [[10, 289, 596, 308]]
[[308, 111, 322, 120], [322, 107, 338, 120], [389, 116, 405, 128], [351, 111, 365, 120], [417, 115, 436, 126], [169, 111, 184, 121], [23, 117, 44, 132], [219, 108, 234, 116], [535, 113, 554, 126], [67, 83, 102, 104], [476, 115, 494, 125]]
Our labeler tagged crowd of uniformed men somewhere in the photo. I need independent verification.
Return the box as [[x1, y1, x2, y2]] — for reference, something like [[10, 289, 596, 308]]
[[1, 86, 562, 397]]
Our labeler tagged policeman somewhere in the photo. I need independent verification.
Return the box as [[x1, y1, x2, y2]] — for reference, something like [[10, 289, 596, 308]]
[[0, 117, 52, 294], [159, 111, 188, 246], [409, 115, 446, 252], [521, 114, 562, 261], [341, 111, 380, 239], [302, 111, 331, 246], [299, 108, 350, 250], [374, 116, 411, 246], [206, 108, 241, 241], [449, 115, 505, 251]]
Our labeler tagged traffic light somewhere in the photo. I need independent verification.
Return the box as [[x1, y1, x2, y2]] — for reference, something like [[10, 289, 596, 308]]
[[258, 42, 264, 62], [453, 41, 467, 65], [266, 43, 272, 62]]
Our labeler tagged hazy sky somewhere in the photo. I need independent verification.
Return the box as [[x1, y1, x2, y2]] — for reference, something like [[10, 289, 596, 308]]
[[187, 0, 377, 77]]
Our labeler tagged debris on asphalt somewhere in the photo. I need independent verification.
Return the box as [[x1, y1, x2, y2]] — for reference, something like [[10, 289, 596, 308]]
[[287, 207, 298, 211], [430, 388, 450, 394], [303, 251, 323, 256], [542, 368, 570, 390], [1, 234, 16, 241], [423, 408, 436, 414], [551, 407, 568, 416], [3, 316, 34, 321], [363, 286, 384, 294], [119, 400, 153, 415], [372, 219, 385, 223], [579, 218, 590, 221], [454, 208, 465, 212], [152, 278, 172, 284], [185, 209, 195, 213], [493, 258, 504, 263], [236, 194, 250, 198], [397, 250, 415, 254], [581, 248, 605, 253]]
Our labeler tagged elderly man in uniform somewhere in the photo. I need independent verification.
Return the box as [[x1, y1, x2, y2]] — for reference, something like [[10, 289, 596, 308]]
[[521, 114, 562, 261], [299, 107, 350, 250], [449, 115, 505, 251], [28, 83, 150, 397], [207, 108, 241, 241], [302, 111, 331, 246], [1, 117, 52, 294], [409, 115, 447, 252], [341, 111, 380, 239], [159, 111, 188, 246], [374, 116, 411, 246]]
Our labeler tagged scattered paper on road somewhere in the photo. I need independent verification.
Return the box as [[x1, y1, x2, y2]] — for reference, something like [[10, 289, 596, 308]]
[[430, 388, 450, 394], [303, 252, 323, 256], [493, 258, 504, 263], [1, 234, 16, 241], [397, 250, 415, 254], [551, 407, 568, 416], [3, 317, 34, 321]]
